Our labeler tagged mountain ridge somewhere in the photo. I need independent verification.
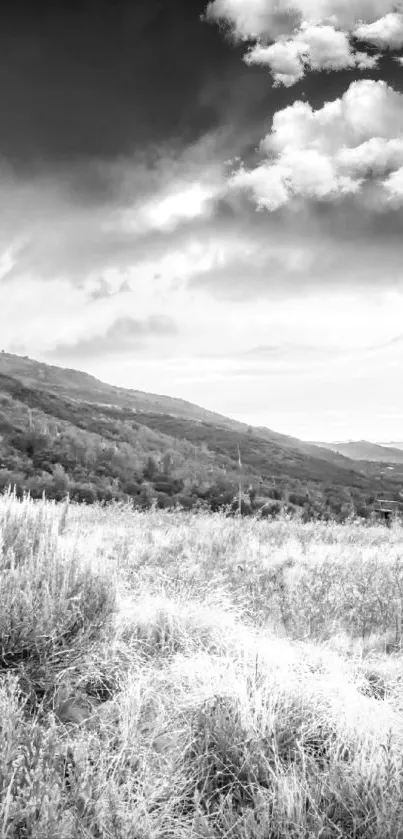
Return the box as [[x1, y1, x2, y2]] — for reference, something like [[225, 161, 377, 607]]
[[0, 352, 370, 470], [0, 351, 401, 519], [311, 439, 403, 464]]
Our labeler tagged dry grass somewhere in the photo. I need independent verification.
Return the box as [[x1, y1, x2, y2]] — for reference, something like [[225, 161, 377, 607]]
[[2, 490, 403, 837]]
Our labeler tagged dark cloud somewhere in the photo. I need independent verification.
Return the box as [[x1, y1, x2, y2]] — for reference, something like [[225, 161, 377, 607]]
[[8, 0, 398, 195], [0, 0, 271, 181], [188, 196, 403, 299], [47, 314, 178, 360], [0, 1, 403, 303], [1, 153, 403, 302]]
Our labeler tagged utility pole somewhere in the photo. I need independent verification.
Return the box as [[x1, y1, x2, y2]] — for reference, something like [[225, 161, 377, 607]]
[[237, 443, 243, 515]]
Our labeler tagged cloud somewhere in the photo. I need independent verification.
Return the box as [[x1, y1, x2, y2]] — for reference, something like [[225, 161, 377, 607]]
[[48, 315, 178, 361], [263, 80, 403, 153], [190, 238, 318, 299], [227, 80, 403, 210], [244, 23, 378, 87], [88, 276, 131, 301], [204, 0, 282, 42], [0, 129, 248, 362], [0, 1, 260, 171], [384, 166, 403, 198], [118, 179, 224, 234], [243, 342, 341, 362], [187, 196, 403, 304], [355, 13, 403, 49], [205, 1, 403, 86], [205, 0, 398, 37], [0, 129, 232, 287]]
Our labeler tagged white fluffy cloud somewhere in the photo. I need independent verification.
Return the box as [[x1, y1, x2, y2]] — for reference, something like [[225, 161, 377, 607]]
[[206, 0, 402, 37], [206, 0, 396, 36], [205, 0, 283, 41], [206, 0, 403, 85], [263, 81, 403, 152], [355, 13, 403, 49], [245, 23, 378, 87], [228, 80, 403, 209]]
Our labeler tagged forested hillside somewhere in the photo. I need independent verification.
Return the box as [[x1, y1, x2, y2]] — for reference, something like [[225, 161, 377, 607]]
[[0, 352, 402, 520]]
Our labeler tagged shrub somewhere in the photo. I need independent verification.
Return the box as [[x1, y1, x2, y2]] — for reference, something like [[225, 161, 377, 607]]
[[0, 490, 116, 670]]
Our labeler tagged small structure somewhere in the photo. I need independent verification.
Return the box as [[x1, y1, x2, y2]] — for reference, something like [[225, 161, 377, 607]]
[[374, 499, 399, 526]]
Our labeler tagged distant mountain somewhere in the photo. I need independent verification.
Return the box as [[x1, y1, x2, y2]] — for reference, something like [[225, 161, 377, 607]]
[[0, 352, 401, 518], [311, 440, 403, 464], [379, 442, 403, 452]]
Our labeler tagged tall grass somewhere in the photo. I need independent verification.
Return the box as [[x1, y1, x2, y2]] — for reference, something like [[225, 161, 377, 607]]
[[0, 489, 115, 672], [2, 492, 403, 837]]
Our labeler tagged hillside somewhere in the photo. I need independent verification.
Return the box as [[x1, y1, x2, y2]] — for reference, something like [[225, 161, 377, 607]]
[[312, 439, 403, 464], [0, 352, 371, 466], [0, 353, 380, 467], [0, 351, 237, 425], [0, 351, 401, 520]]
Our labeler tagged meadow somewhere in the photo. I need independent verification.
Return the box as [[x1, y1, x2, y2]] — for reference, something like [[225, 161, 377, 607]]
[[2, 490, 403, 838]]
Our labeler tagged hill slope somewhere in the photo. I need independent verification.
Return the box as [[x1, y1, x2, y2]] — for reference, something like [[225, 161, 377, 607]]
[[0, 352, 401, 519]]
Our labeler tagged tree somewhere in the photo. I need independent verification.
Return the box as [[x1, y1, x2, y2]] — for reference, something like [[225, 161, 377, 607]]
[[162, 451, 173, 477], [52, 463, 70, 496], [143, 456, 158, 481], [138, 481, 157, 509]]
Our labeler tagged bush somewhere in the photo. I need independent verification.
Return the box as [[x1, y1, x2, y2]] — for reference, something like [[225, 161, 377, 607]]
[[0, 490, 116, 668], [259, 501, 282, 518], [69, 483, 98, 504]]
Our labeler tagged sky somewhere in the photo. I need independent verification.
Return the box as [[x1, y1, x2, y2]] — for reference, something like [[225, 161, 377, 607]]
[[1, 0, 403, 442]]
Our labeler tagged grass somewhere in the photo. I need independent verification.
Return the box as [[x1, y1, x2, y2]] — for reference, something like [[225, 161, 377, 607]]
[[2, 491, 403, 837]]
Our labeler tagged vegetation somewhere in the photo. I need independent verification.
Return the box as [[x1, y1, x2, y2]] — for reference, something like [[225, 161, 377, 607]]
[[2, 491, 403, 837], [1, 353, 402, 522]]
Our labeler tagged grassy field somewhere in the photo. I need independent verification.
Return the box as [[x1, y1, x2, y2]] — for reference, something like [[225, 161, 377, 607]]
[[2, 491, 403, 838]]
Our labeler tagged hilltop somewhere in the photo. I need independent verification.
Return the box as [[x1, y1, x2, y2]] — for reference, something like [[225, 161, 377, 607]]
[[0, 351, 401, 520]]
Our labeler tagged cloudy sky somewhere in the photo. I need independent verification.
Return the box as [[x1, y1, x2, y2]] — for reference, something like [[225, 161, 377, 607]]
[[1, 0, 403, 442]]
